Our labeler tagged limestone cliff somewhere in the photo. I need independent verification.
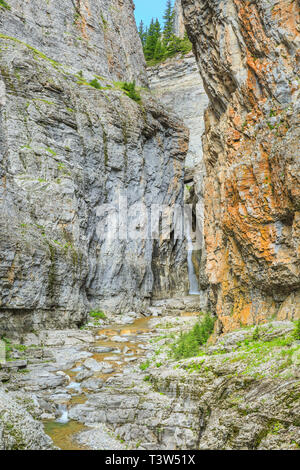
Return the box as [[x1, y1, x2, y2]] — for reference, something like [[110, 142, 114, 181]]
[[174, 0, 186, 39], [148, 52, 209, 306], [182, 0, 300, 331], [0, 0, 189, 335], [148, 52, 208, 174]]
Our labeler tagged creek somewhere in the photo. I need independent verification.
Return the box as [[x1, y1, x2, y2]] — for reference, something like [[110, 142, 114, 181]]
[[43, 316, 155, 450]]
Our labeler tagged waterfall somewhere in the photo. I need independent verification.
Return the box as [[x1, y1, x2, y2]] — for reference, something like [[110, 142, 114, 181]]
[[56, 404, 69, 424], [186, 222, 200, 295]]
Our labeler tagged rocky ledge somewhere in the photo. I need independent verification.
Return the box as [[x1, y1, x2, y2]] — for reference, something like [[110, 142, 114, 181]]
[[1, 308, 299, 450]]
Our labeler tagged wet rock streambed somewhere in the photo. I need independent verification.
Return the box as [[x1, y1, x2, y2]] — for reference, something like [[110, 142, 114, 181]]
[[1, 297, 299, 450]]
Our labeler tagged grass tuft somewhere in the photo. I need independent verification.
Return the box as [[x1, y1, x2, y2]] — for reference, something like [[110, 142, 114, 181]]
[[0, 0, 10, 10], [120, 81, 141, 103], [89, 78, 102, 89], [171, 314, 215, 360], [293, 319, 300, 341], [89, 310, 106, 320]]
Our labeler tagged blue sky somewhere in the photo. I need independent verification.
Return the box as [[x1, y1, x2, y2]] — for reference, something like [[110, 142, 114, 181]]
[[134, 0, 168, 28]]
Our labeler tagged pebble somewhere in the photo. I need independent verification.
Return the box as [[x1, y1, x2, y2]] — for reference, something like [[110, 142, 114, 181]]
[[75, 369, 94, 382], [93, 347, 117, 354], [82, 378, 103, 391], [102, 367, 115, 374], [111, 336, 128, 343], [83, 358, 104, 372]]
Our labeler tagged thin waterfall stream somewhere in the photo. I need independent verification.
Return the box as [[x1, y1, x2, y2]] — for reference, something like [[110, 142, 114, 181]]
[[186, 221, 200, 295]]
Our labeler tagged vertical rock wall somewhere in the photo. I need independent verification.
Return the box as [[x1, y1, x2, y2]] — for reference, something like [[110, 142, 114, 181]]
[[148, 52, 209, 305], [0, 0, 147, 85], [174, 0, 186, 39], [182, 0, 300, 331], [0, 0, 189, 335]]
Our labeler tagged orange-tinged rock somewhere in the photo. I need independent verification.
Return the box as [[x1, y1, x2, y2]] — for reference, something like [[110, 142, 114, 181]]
[[182, 0, 300, 331]]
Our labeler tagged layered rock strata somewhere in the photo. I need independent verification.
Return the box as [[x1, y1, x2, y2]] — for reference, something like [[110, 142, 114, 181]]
[[0, 387, 54, 450], [174, 0, 186, 39], [2, 313, 298, 450], [182, 0, 300, 331], [148, 53, 209, 304], [0, 0, 189, 335]]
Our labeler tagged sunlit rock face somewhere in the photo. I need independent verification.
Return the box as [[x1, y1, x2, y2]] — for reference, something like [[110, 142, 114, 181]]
[[182, 0, 300, 331], [147, 52, 209, 306], [174, 0, 186, 39], [148, 53, 208, 173], [0, 0, 189, 334], [0, 0, 147, 86]]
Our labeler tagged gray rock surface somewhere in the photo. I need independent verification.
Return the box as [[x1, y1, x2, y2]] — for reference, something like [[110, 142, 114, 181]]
[[0, 0, 189, 335], [173, 0, 186, 39], [1, 312, 298, 450], [148, 53, 208, 172], [76, 423, 127, 450], [0, 0, 147, 86], [147, 52, 209, 303], [64, 317, 300, 450], [0, 387, 54, 449]]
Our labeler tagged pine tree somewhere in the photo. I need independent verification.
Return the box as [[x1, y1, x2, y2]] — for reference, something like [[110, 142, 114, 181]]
[[144, 18, 161, 61], [154, 38, 166, 61], [139, 0, 192, 65], [163, 0, 175, 46], [138, 20, 147, 47]]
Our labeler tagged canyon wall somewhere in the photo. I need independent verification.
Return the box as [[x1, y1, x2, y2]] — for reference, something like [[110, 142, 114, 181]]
[[0, 0, 189, 335], [174, 0, 186, 39], [182, 0, 300, 331], [148, 52, 209, 306], [148, 52, 208, 173]]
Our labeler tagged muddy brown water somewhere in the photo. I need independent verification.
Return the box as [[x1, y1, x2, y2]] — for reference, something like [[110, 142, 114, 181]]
[[43, 420, 87, 450]]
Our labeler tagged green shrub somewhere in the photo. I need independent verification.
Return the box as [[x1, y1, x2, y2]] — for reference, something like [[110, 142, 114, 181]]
[[171, 315, 215, 360], [139, 360, 150, 371], [89, 310, 106, 320], [120, 81, 141, 103], [0, 1, 10, 10], [89, 78, 102, 89], [252, 326, 260, 341], [293, 320, 300, 341]]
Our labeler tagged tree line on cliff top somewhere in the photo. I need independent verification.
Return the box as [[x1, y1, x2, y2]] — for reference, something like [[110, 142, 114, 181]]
[[138, 0, 192, 66]]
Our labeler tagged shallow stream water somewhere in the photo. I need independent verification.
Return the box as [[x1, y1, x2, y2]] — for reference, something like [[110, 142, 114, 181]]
[[43, 316, 154, 450]]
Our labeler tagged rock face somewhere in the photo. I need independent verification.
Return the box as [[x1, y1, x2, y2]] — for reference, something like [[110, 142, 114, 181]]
[[182, 0, 300, 331], [1, 304, 299, 450], [173, 0, 186, 39], [0, 0, 147, 86], [0, 387, 54, 450], [48, 316, 298, 451], [148, 52, 209, 303], [148, 53, 208, 173], [147, 321, 300, 450], [0, 0, 189, 335]]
